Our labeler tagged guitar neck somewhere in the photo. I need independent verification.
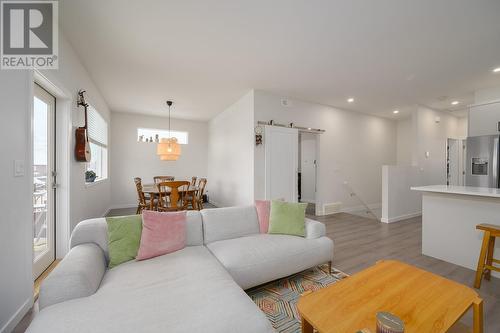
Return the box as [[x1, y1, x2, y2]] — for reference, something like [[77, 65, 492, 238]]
[[84, 105, 88, 129]]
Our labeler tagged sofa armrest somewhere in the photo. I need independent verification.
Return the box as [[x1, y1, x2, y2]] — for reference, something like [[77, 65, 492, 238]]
[[39, 243, 106, 310], [305, 218, 326, 239]]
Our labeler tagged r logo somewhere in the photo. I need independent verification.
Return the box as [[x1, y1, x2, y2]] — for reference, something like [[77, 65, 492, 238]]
[[2, 1, 54, 55]]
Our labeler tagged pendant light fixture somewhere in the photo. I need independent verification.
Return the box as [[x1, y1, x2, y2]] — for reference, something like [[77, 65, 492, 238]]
[[157, 100, 181, 161]]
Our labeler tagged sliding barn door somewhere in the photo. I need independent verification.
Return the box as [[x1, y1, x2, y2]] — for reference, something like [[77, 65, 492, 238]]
[[264, 126, 299, 202]]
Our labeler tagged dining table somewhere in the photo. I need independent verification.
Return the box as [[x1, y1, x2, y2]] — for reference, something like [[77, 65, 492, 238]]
[[142, 184, 199, 210]]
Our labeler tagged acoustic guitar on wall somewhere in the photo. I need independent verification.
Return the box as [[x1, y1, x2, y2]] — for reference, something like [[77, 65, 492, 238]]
[[75, 90, 91, 162]]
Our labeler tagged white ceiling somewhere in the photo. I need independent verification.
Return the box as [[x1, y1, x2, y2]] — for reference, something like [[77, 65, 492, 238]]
[[60, 0, 500, 121]]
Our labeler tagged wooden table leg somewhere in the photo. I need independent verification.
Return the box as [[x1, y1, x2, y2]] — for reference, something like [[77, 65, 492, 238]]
[[473, 298, 483, 333], [301, 317, 314, 333]]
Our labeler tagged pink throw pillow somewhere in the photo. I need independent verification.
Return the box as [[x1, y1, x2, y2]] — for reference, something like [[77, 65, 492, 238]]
[[136, 210, 186, 261], [255, 200, 271, 233]]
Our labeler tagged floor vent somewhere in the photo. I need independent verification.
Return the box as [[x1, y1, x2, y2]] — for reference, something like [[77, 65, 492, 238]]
[[323, 202, 342, 215]]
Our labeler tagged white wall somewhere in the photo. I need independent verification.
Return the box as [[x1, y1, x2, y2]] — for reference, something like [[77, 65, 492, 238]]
[[0, 33, 112, 332], [208, 91, 254, 207], [0, 71, 34, 333], [39, 34, 112, 233], [414, 106, 466, 185], [381, 166, 423, 223], [396, 117, 413, 166], [384, 106, 466, 224], [254, 90, 397, 214], [110, 112, 208, 208], [469, 86, 500, 137]]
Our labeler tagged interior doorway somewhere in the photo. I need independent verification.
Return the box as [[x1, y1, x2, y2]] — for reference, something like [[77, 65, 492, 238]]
[[298, 132, 319, 215], [263, 125, 322, 215], [33, 84, 56, 279], [298, 132, 317, 206], [447, 138, 466, 186]]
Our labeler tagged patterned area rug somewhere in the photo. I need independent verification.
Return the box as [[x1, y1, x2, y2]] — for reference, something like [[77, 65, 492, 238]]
[[246, 264, 348, 333]]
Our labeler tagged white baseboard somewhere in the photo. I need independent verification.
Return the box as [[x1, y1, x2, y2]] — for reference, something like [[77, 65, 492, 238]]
[[0, 297, 32, 333], [380, 211, 422, 223], [208, 200, 222, 208], [108, 204, 138, 210], [341, 202, 381, 214]]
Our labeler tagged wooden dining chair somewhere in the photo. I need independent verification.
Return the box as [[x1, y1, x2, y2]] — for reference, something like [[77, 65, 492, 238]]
[[195, 178, 207, 210], [154, 176, 175, 203], [183, 177, 199, 210], [157, 181, 190, 212], [134, 177, 150, 214]]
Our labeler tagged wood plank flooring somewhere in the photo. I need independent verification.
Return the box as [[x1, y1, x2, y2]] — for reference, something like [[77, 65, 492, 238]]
[[311, 212, 499, 333]]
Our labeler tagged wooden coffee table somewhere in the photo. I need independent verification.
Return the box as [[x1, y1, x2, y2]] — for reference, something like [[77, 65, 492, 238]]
[[297, 260, 483, 333]]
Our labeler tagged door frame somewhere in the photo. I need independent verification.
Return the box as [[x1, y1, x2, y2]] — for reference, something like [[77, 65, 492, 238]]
[[32, 84, 56, 279], [33, 70, 72, 260]]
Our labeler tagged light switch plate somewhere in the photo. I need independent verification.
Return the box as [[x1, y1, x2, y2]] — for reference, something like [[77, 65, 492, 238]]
[[14, 160, 25, 177]]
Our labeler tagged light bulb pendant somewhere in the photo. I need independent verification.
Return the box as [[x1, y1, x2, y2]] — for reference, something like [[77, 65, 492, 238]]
[[157, 100, 181, 161]]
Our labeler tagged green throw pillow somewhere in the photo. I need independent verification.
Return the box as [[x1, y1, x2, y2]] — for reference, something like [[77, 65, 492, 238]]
[[268, 201, 308, 237], [106, 215, 142, 268]]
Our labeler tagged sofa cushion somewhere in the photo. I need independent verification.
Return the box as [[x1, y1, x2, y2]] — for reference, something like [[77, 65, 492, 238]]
[[206, 234, 334, 290], [268, 201, 307, 237], [255, 200, 270, 233], [106, 215, 143, 268], [201, 206, 259, 244], [136, 210, 186, 261], [27, 246, 274, 333], [70, 211, 204, 262]]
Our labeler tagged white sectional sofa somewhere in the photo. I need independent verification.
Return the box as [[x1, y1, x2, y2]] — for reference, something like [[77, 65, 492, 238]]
[[27, 206, 333, 333]]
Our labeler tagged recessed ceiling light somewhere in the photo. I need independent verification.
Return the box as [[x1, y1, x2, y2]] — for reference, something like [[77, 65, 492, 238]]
[[451, 101, 459, 105], [493, 67, 500, 73], [347, 98, 354, 103], [393, 110, 399, 114]]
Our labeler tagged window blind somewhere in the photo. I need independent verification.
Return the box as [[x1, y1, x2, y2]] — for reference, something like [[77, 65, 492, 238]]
[[88, 106, 108, 146]]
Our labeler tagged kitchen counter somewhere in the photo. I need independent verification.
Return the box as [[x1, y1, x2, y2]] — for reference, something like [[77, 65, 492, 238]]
[[412, 185, 500, 278], [411, 185, 500, 198]]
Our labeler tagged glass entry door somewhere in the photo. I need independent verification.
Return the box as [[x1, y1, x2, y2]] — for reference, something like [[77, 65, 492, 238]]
[[33, 84, 56, 279]]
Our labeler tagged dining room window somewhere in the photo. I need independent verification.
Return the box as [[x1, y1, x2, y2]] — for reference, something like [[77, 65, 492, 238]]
[[86, 106, 108, 182], [137, 128, 188, 144]]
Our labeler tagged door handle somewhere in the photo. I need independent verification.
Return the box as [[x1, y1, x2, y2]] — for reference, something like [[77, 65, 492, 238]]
[[51, 171, 59, 189]]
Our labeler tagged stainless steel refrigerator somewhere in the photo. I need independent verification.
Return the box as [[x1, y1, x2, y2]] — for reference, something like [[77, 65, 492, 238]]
[[466, 135, 500, 188]]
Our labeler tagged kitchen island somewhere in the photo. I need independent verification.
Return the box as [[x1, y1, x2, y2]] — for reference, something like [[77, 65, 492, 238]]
[[412, 185, 500, 278]]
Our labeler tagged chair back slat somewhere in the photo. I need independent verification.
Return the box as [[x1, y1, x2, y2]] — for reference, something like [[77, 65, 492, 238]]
[[157, 181, 190, 211], [154, 176, 175, 193], [191, 176, 197, 187], [154, 176, 175, 184]]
